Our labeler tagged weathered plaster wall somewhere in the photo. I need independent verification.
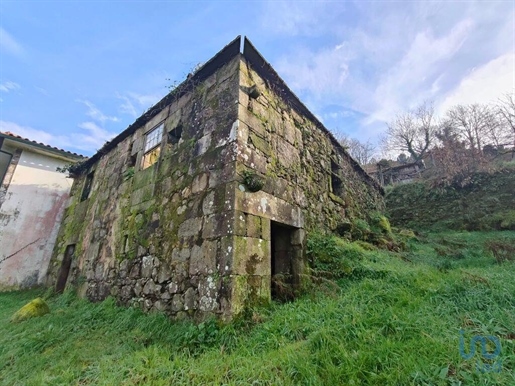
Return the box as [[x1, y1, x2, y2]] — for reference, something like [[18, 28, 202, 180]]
[[0, 149, 73, 289], [48, 56, 242, 319]]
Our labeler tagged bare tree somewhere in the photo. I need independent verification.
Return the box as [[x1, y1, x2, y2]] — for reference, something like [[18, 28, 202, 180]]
[[384, 101, 438, 162], [497, 93, 515, 145], [338, 135, 377, 165], [446, 104, 503, 152]]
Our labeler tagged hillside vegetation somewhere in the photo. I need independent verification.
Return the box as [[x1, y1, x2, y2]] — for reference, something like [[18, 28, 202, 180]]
[[386, 166, 515, 232], [1, 230, 514, 385]]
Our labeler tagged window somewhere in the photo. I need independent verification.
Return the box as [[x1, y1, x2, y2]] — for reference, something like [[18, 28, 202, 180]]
[[81, 171, 94, 201], [141, 123, 164, 169], [0, 150, 12, 185], [167, 124, 183, 145], [330, 159, 344, 196]]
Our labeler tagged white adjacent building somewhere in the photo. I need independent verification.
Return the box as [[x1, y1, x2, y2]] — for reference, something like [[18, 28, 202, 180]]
[[0, 131, 84, 289]]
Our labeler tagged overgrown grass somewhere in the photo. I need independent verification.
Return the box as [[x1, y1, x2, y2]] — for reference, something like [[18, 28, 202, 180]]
[[1, 231, 514, 385], [386, 168, 515, 232]]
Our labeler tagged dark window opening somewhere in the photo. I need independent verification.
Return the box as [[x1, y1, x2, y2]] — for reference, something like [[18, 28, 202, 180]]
[[330, 159, 344, 196], [123, 235, 129, 254], [0, 150, 12, 185], [271, 221, 294, 302], [127, 143, 137, 167], [81, 171, 94, 201], [167, 124, 183, 145], [129, 154, 137, 167], [55, 244, 75, 293]]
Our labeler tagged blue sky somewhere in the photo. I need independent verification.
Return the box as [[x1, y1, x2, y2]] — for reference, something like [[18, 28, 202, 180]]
[[1, 1, 513, 156]]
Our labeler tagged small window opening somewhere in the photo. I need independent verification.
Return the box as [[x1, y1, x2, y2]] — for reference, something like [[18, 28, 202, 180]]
[[141, 123, 164, 169], [330, 159, 344, 196], [129, 154, 137, 167], [81, 171, 94, 201], [56, 244, 75, 293], [167, 124, 183, 145], [127, 143, 137, 167]]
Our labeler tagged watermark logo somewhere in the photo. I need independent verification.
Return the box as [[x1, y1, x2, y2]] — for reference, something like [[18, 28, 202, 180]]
[[459, 330, 502, 373]]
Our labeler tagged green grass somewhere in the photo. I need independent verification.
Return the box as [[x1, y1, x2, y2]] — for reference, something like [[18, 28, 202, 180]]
[[386, 168, 515, 232], [1, 231, 514, 385]]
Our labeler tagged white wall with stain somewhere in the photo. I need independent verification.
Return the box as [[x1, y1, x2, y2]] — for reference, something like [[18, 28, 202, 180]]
[[0, 148, 74, 289]]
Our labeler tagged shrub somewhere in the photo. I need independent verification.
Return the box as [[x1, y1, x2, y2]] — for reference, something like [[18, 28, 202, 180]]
[[369, 211, 392, 235], [307, 233, 365, 279], [485, 239, 515, 263]]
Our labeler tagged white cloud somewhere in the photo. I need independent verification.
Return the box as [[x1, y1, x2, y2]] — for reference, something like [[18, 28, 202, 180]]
[[438, 52, 515, 113], [365, 18, 474, 124], [0, 121, 72, 149], [276, 45, 352, 97], [117, 92, 163, 118], [35, 86, 50, 96], [266, 1, 512, 145], [76, 122, 117, 151], [0, 28, 24, 56], [0, 81, 20, 93], [260, 1, 347, 37], [0, 120, 117, 155], [77, 100, 119, 123]]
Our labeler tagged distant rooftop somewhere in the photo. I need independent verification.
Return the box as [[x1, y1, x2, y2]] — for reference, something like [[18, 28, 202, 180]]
[[0, 131, 86, 160]]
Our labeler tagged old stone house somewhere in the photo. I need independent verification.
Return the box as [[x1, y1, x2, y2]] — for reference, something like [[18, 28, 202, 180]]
[[0, 131, 84, 289], [46, 36, 384, 320]]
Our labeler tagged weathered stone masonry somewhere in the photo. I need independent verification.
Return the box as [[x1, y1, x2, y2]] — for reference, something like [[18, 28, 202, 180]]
[[47, 36, 384, 320]]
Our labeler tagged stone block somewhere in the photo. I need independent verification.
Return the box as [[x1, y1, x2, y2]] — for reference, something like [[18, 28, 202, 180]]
[[202, 190, 215, 215], [234, 211, 246, 236], [191, 173, 209, 194], [156, 263, 172, 283], [275, 138, 300, 169], [261, 218, 271, 241], [283, 120, 296, 145], [291, 228, 305, 246], [238, 105, 267, 138], [154, 300, 167, 312], [172, 294, 184, 312], [232, 236, 270, 276], [178, 217, 203, 238], [195, 134, 211, 157], [198, 278, 220, 312], [184, 288, 197, 311], [235, 190, 304, 229], [141, 255, 154, 278], [189, 240, 217, 275], [246, 214, 262, 239], [172, 248, 191, 262], [202, 212, 232, 239], [143, 279, 156, 295]]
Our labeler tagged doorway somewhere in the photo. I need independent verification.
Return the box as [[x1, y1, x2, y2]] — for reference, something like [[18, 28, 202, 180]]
[[55, 244, 74, 293], [271, 221, 294, 301]]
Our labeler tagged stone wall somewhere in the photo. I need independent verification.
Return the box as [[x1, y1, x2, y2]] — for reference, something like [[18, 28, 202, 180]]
[[48, 42, 384, 320], [228, 59, 384, 309], [48, 56, 241, 319]]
